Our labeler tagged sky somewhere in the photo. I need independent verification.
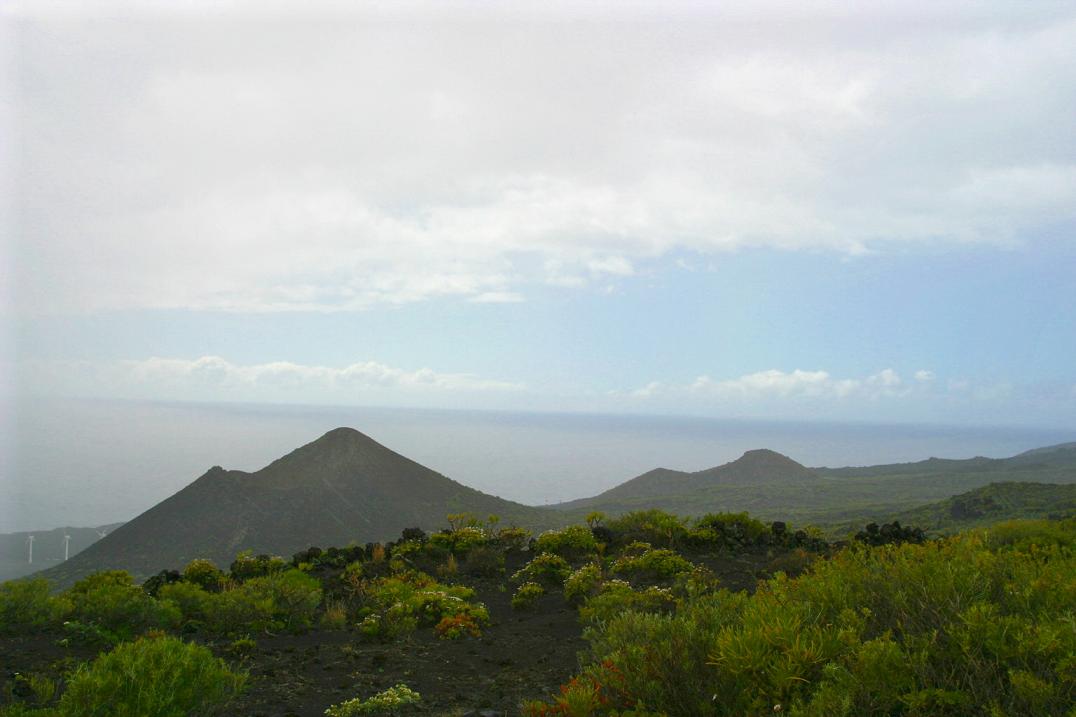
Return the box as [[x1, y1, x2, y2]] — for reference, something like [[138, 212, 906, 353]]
[[3, 0, 1076, 429]]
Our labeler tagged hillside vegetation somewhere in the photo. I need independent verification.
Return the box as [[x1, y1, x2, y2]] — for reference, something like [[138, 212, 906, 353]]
[[555, 442, 1076, 527], [2, 509, 1073, 715]]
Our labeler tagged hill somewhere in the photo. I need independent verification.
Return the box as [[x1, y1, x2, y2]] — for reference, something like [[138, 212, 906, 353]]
[[553, 441, 1076, 526], [34, 428, 555, 586], [557, 449, 819, 511], [891, 481, 1076, 532], [0, 523, 123, 583]]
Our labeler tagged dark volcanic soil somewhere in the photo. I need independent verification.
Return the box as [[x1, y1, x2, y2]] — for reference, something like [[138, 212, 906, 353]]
[[1, 548, 785, 716]]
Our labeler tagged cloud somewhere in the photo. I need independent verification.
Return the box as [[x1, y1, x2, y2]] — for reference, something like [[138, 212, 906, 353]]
[[8, 3, 1076, 312], [681, 368, 911, 401], [25, 356, 524, 403], [467, 291, 525, 304]]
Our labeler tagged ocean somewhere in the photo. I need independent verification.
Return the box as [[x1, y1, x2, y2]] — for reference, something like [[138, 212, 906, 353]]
[[3, 396, 1072, 533]]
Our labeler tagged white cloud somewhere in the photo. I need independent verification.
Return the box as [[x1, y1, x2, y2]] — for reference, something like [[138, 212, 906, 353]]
[[467, 291, 525, 304], [687, 368, 910, 401], [914, 370, 936, 382], [619, 368, 918, 403], [26, 356, 524, 403], [8, 3, 1076, 312]]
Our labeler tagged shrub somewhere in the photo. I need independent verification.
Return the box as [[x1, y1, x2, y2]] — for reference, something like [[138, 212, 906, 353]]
[[56, 635, 245, 716], [492, 526, 531, 552], [204, 586, 275, 636], [324, 683, 421, 716], [141, 570, 181, 597], [609, 545, 694, 584], [606, 510, 687, 548], [686, 512, 771, 549], [986, 517, 1076, 552], [320, 599, 348, 630], [511, 553, 571, 586], [434, 613, 482, 639], [563, 563, 603, 604], [511, 582, 545, 610], [0, 579, 71, 634], [157, 581, 213, 628], [239, 569, 323, 631], [355, 571, 488, 641], [181, 559, 225, 592], [229, 552, 288, 581], [577, 581, 676, 625], [534, 526, 600, 561], [65, 571, 179, 638], [540, 523, 1076, 716]]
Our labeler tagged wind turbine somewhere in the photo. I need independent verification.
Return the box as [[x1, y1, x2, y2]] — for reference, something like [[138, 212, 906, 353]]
[[95, 529, 108, 539], [63, 534, 72, 561], [26, 535, 34, 564]]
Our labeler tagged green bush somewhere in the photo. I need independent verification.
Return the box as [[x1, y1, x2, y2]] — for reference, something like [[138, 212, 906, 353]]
[[355, 571, 488, 641], [986, 517, 1076, 552], [563, 563, 603, 604], [56, 635, 245, 716], [65, 571, 179, 638], [609, 544, 694, 584], [534, 526, 600, 561], [240, 569, 322, 631], [577, 580, 676, 625], [427, 526, 489, 556], [229, 552, 288, 581], [540, 523, 1076, 716], [606, 510, 688, 548], [204, 585, 275, 636], [511, 553, 571, 586], [511, 582, 546, 611], [0, 579, 71, 634], [491, 526, 531, 551], [687, 511, 771, 549], [158, 581, 214, 628], [181, 559, 225, 592]]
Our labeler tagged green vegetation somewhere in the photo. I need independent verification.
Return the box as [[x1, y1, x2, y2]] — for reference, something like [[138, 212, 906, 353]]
[[3, 508, 1074, 715], [58, 635, 245, 717], [526, 518, 1076, 716], [324, 683, 421, 716]]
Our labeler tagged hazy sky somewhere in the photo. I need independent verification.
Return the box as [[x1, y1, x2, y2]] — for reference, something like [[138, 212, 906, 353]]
[[4, 1, 1076, 428]]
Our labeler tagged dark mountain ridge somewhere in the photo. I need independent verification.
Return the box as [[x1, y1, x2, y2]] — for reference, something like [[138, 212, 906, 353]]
[[35, 428, 551, 586]]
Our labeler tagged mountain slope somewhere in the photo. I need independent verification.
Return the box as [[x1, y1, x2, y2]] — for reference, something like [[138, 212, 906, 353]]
[[35, 428, 553, 586], [557, 449, 819, 511], [554, 442, 1076, 526], [892, 482, 1076, 532]]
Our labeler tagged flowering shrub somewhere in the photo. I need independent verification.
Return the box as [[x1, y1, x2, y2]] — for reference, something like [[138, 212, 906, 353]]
[[434, 613, 482, 639], [511, 553, 571, 586], [354, 571, 488, 640], [563, 563, 604, 605], [511, 581, 546, 610], [577, 581, 676, 625], [324, 683, 421, 716]]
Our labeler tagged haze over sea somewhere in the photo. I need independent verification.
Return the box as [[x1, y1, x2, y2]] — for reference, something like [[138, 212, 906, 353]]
[[4, 397, 1071, 534]]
